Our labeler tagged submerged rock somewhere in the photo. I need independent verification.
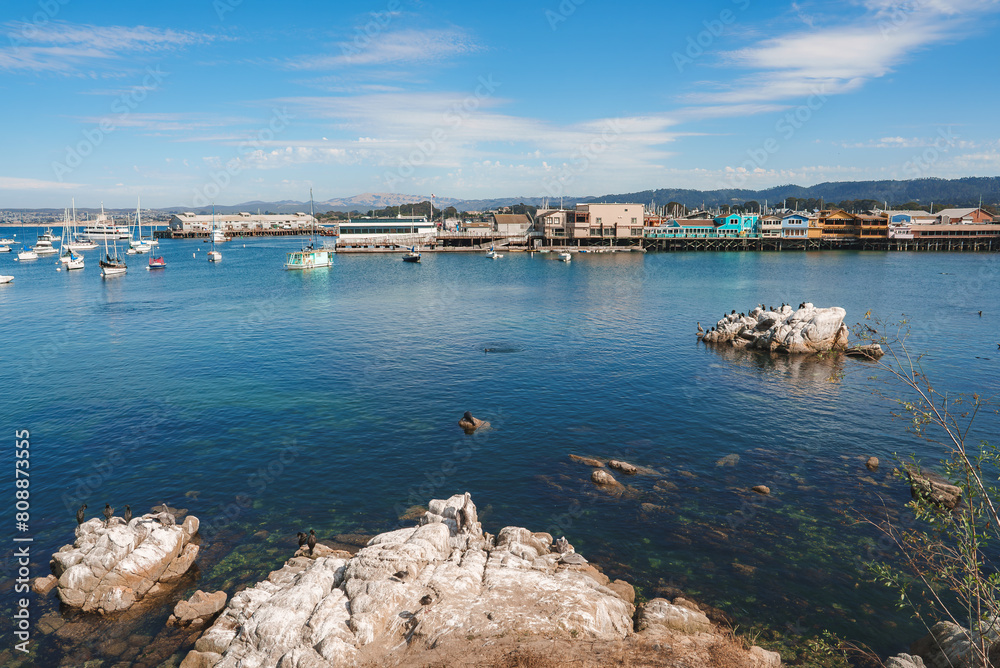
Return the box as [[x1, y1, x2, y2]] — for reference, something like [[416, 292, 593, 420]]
[[866, 456, 880, 472], [701, 303, 850, 354], [50, 512, 200, 614], [751, 485, 771, 496], [569, 454, 605, 468]]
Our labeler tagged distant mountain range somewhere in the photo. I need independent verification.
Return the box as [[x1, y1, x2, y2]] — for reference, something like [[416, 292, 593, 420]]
[[585, 177, 1000, 210], [149, 177, 999, 215]]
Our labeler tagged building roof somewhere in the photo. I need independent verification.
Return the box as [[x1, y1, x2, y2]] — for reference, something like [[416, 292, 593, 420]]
[[493, 214, 530, 226], [935, 207, 990, 219]]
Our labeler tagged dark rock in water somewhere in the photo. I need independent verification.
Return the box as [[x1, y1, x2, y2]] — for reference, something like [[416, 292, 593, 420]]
[[866, 456, 880, 472], [483, 346, 521, 353], [716, 454, 740, 467], [906, 466, 962, 510], [458, 411, 490, 433]]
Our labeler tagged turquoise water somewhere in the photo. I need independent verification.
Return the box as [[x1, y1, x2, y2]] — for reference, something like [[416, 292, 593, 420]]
[[1, 232, 998, 664]]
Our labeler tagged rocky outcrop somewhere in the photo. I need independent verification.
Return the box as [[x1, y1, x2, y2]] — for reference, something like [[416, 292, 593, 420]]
[[185, 493, 635, 667], [701, 303, 853, 355], [458, 411, 490, 433], [169, 590, 228, 626], [591, 469, 620, 486], [50, 512, 200, 614], [906, 620, 1000, 668], [182, 493, 781, 667]]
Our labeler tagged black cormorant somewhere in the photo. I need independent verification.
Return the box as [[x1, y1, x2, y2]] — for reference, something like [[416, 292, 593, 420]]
[[103, 503, 114, 526], [307, 529, 317, 555], [76, 504, 87, 525], [297, 532, 308, 548], [123, 505, 132, 524]]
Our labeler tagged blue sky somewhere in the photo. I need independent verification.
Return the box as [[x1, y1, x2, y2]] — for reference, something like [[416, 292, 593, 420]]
[[2, 0, 999, 207]]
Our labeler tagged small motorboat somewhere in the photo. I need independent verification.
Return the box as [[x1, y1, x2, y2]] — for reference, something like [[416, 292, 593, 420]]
[[558, 251, 572, 262], [0, 245, 10, 253], [0, 275, 13, 284], [17, 250, 38, 261], [402, 247, 421, 263], [147, 255, 166, 270]]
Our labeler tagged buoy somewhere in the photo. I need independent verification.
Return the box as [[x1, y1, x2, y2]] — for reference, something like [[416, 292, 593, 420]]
[[192, 253, 196, 258]]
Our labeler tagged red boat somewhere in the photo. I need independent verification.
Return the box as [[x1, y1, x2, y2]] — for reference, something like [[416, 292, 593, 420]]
[[147, 255, 166, 270]]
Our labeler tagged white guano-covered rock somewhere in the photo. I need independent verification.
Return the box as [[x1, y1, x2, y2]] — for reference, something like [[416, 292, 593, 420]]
[[51, 512, 199, 613], [186, 493, 635, 667], [701, 303, 850, 354]]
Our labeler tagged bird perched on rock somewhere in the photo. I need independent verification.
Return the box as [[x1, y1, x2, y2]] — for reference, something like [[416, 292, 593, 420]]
[[307, 529, 317, 555], [76, 504, 87, 525], [123, 505, 132, 524], [696, 322, 704, 336], [297, 532, 308, 549], [103, 503, 114, 527]]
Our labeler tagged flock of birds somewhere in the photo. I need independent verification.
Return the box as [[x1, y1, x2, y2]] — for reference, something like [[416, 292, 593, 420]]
[[76, 503, 131, 527]]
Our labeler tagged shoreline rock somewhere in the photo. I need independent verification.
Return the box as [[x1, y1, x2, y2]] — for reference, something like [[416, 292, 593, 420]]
[[50, 512, 200, 614], [181, 493, 782, 667]]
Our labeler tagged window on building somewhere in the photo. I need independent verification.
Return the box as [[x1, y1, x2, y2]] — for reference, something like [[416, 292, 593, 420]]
[[596, 218, 602, 224], [631, 217, 637, 224]]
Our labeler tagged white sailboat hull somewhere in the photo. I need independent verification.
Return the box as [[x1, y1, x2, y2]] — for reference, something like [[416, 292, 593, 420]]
[[208, 251, 222, 262], [17, 251, 38, 261], [65, 258, 85, 271], [0, 275, 12, 284]]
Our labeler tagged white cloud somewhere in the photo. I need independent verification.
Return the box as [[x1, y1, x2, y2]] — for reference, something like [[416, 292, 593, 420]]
[[0, 176, 82, 190], [688, 1, 998, 107], [0, 21, 215, 74], [284, 28, 479, 70]]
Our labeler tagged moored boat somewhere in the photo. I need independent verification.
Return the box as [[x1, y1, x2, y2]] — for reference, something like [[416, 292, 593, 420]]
[[486, 244, 503, 259], [558, 251, 572, 262], [0, 275, 12, 284], [17, 250, 38, 261], [147, 254, 166, 269], [285, 189, 333, 270], [0, 245, 10, 253], [99, 233, 127, 277], [402, 246, 421, 262]]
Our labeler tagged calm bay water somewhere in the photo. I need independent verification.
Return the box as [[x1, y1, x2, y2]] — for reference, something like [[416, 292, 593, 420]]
[[1, 231, 999, 665]]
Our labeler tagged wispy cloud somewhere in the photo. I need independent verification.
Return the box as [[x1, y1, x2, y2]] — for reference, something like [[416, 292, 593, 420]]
[[686, 0, 1000, 107], [284, 28, 479, 70], [0, 21, 215, 75], [0, 176, 82, 190]]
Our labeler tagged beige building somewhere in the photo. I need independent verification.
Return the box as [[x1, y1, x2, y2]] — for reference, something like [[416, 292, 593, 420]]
[[537, 203, 644, 241]]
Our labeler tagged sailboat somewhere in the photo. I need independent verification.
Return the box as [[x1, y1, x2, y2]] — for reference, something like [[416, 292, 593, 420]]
[[58, 220, 85, 270], [208, 205, 222, 262], [99, 230, 127, 277], [284, 188, 333, 270], [486, 244, 503, 259], [127, 199, 151, 254], [65, 200, 97, 251], [402, 246, 421, 263], [16, 220, 37, 261], [147, 254, 166, 270]]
